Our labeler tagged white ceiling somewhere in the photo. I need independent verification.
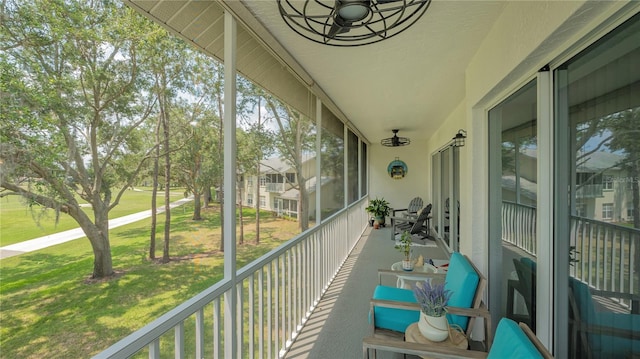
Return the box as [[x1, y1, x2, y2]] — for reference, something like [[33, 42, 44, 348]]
[[243, 1, 506, 144], [129, 0, 507, 144]]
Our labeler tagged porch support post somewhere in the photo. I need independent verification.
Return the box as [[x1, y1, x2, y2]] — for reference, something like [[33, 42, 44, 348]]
[[537, 66, 555, 353], [223, 10, 238, 358], [316, 97, 322, 222], [344, 125, 348, 208]]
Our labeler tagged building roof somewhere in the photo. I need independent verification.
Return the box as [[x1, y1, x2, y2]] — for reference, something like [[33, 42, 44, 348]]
[[279, 176, 333, 200]]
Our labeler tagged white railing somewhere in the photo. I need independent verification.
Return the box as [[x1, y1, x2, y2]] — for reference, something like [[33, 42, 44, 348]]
[[502, 201, 639, 310], [265, 183, 285, 193], [94, 198, 368, 358], [570, 216, 640, 309], [502, 201, 537, 255]]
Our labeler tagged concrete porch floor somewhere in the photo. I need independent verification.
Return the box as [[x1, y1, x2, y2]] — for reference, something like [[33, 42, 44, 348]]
[[284, 226, 451, 359]]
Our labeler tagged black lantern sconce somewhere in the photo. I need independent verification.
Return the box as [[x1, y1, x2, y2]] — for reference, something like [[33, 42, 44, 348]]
[[452, 129, 467, 147]]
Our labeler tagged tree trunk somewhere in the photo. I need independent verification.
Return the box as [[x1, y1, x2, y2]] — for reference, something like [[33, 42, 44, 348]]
[[150, 117, 160, 260], [203, 187, 211, 208], [192, 189, 202, 220], [161, 87, 171, 264], [299, 180, 309, 231], [219, 190, 224, 252], [255, 167, 260, 245], [238, 184, 244, 245], [81, 205, 114, 278]]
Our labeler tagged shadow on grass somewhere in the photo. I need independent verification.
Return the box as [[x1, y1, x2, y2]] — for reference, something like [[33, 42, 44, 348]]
[[0, 205, 298, 358]]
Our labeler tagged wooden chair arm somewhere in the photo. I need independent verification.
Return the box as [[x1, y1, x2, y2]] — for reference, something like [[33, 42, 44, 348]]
[[370, 298, 421, 311], [363, 336, 488, 359], [519, 323, 554, 359]]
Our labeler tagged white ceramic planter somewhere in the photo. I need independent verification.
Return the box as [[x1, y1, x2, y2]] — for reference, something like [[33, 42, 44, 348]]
[[418, 312, 449, 342]]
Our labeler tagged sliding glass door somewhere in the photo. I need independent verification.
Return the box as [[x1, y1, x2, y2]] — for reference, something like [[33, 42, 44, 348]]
[[488, 80, 539, 333], [555, 13, 640, 358]]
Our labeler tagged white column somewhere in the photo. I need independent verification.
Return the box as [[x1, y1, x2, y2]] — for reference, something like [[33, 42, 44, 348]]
[[315, 97, 322, 222], [223, 10, 238, 359], [537, 67, 554, 352]]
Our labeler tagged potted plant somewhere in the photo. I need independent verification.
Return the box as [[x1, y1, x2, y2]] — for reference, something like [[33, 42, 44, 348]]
[[395, 230, 413, 270], [413, 280, 452, 342], [365, 197, 391, 227]]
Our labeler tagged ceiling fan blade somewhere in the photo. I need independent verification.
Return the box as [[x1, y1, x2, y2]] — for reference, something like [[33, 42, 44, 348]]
[[376, 0, 403, 3]]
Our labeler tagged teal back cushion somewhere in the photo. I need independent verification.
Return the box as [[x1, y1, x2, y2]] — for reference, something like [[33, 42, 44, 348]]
[[444, 252, 479, 331], [488, 318, 543, 359], [371, 285, 419, 333]]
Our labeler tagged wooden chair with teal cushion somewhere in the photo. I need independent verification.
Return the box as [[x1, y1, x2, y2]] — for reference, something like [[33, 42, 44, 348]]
[[363, 318, 553, 359], [568, 277, 640, 359], [369, 252, 486, 341]]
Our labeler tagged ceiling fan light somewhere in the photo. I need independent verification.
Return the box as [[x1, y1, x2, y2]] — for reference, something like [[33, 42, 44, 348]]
[[337, 1, 370, 22], [277, 0, 432, 47]]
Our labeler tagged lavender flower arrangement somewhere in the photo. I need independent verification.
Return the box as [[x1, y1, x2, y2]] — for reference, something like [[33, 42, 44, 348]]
[[412, 280, 452, 317]]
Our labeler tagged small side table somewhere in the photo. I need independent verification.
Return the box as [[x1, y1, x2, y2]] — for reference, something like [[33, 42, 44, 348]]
[[390, 262, 438, 288], [405, 322, 468, 359]]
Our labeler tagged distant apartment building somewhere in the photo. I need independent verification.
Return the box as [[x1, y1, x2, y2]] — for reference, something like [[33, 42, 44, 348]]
[[239, 155, 340, 222], [503, 149, 636, 224]]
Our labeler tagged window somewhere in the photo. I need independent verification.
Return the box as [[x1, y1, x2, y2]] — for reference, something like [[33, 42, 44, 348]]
[[602, 203, 614, 220], [627, 203, 634, 219], [488, 79, 537, 338], [347, 129, 359, 204], [259, 196, 266, 208], [603, 176, 613, 190], [576, 202, 586, 217], [555, 14, 640, 358], [320, 105, 344, 220], [259, 176, 266, 187], [286, 173, 295, 183], [247, 194, 253, 206], [247, 177, 253, 187]]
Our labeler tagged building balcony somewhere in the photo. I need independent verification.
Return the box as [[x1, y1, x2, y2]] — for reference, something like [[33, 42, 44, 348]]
[[265, 183, 286, 193], [575, 184, 604, 199]]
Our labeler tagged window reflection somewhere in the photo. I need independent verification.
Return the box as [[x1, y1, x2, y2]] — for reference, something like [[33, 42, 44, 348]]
[[557, 13, 640, 359], [489, 80, 538, 332], [320, 105, 345, 220]]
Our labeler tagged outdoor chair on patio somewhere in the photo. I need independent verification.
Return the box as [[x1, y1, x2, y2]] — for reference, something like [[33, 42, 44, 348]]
[[369, 252, 487, 344], [392, 197, 424, 220], [568, 277, 640, 359], [390, 204, 432, 243], [507, 257, 537, 331], [363, 317, 553, 359]]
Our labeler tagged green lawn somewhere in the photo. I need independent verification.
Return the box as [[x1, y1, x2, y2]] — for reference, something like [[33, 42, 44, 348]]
[[0, 202, 296, 358], [0, 188, 185, 246]]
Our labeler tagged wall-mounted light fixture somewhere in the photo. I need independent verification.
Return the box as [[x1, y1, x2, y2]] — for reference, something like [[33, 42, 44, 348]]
[[452, 129, 467, 147]]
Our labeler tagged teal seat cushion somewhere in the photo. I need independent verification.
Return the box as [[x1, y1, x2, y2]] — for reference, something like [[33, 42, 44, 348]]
[[444, 252, 479, 331], [592, 312, 640, 357], [371, 285, 419, 333], [487, 318, 543, 359], [570, 277, 640, 355]]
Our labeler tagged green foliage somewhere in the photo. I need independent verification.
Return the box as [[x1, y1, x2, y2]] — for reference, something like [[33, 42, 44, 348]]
[[365, 197, 391, 218], [394, 230, 412, 259]]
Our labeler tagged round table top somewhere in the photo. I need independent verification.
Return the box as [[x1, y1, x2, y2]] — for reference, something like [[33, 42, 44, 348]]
[[405, 322, 468, 358], [391, 262, 438, 273]]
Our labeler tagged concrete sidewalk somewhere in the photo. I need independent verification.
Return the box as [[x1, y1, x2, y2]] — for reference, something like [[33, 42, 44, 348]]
[[0, 197, 193, 259]]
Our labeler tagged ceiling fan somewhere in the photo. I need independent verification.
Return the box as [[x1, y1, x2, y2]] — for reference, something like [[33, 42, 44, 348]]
[[381, 129, 411, 147], [277, 0, 432, 46]]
